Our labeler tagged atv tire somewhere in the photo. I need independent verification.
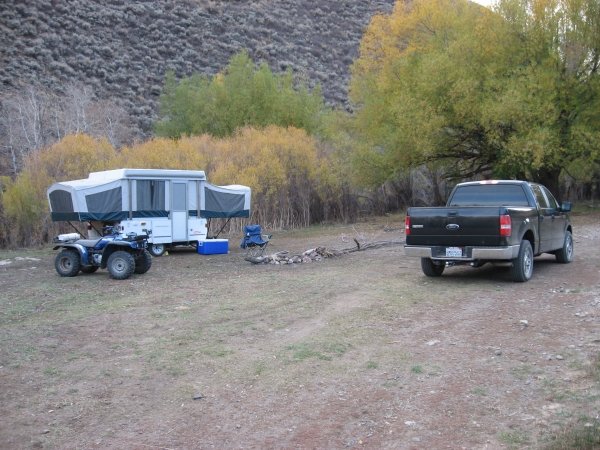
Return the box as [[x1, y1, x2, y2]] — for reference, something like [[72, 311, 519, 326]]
[[80, 265, 99, 274], [134, 250, 152, 274], [55, 249, 81, 277], [107, 250, 135, 280]]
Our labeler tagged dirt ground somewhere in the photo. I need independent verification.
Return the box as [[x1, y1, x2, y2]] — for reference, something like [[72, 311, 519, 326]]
[[0, 212, 599, 449]]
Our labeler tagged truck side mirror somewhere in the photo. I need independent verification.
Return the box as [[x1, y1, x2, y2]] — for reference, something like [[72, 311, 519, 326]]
[[560, 201, 572, 212]]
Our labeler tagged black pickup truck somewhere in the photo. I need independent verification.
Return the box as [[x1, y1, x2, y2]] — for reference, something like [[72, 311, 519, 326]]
[[404, 180, 573, 281]]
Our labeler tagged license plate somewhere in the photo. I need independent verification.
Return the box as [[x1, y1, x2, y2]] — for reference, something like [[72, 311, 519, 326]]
[[445, 247, 463, 257]]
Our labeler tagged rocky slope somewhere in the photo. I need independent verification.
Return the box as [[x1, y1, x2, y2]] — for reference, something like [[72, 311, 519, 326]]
[[0, 0, 396, 137]]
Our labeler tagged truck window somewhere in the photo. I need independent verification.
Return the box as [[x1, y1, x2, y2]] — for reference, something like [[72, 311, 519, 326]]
[[541, 186, 559, 209], [448, 184, 530, 206], [530, 185, 549, 209]]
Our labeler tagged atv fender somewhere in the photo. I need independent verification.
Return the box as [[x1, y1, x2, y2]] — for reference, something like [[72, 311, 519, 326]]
[[52, 243, 92, 265]]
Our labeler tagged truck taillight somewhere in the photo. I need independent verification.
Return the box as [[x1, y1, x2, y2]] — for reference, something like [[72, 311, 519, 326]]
[[405, 215, 411, 235], [500, 214, 511, 237]]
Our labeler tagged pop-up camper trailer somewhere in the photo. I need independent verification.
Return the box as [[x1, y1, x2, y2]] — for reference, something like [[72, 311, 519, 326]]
[[47, 169, 251, 256]]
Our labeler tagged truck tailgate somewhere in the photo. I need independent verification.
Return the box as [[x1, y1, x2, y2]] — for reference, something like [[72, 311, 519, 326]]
[[406, 206, 505, 247]]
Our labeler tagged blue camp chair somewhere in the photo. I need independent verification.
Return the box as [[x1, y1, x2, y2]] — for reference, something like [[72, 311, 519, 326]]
[[240, 224, 271, 257]]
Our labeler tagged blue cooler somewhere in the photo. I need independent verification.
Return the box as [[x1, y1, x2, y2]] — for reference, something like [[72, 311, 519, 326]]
[[198, 239, 229, 255]]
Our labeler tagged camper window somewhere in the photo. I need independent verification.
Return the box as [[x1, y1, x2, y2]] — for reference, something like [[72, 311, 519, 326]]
[[137, 180, 166, 211], [49, 190, 74, 213], [86, 187, 122, 214]]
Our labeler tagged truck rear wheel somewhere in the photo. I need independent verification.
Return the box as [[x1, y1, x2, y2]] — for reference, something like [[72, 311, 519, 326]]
[[55, 249, 81, 277], [421, 258, 445, 277], [107, 250, 135, 280], [510, 240, 533, 282]]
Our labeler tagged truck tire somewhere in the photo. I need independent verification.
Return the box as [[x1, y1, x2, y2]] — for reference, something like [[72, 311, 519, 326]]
[[107, 250, 135, 280], [148, 243, 166, 257], [55, 249, 81, 277], [421, 258, 445, 277], [134, 250, 152, 274], [554, 231, 574, 263], [510, 240, 533, 282]]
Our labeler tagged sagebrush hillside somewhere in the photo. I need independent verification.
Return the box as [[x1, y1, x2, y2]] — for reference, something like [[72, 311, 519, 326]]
[[0, 0, 395, 136]]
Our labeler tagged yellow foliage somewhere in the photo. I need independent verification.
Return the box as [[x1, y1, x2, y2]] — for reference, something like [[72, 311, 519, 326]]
[[31, 133, 115, 177], [206, 126, 324, 227], [117, 136, 210, 170], [1, 173, 48, 246], [352, 0, 490, 105], [25, 133, 117, 192]]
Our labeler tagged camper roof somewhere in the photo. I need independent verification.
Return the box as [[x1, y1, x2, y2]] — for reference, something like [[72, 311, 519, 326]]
[[88, 169, 206, 181]]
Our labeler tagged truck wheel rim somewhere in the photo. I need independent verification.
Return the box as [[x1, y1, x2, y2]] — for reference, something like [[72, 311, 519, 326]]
[[524, 247, 533, 278], [566, 235, 573, 259]]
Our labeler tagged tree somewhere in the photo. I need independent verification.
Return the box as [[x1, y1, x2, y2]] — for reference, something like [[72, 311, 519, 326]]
[[348, 0, 600, 197], [0, 83, 133, 177], [0, 85, 54, 176], [154, 51, 327, 138]]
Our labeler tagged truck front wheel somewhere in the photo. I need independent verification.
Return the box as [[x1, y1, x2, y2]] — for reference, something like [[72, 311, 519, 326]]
[[107, 251, 135, 280], [554, 231, 574, 263], [55, 249, 81, 277], [421, 258, 445, 277], [510, 240, 533, 282]]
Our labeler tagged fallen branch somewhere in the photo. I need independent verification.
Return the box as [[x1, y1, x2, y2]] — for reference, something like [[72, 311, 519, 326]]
[[245, 240, 404, 264]]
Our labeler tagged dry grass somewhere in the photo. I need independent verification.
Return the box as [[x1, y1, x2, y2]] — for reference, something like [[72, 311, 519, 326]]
[[1, 215, 599, 448]]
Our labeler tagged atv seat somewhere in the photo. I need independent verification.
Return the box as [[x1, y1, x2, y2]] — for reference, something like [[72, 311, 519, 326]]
[[75, 238, 104, 248], [240, 224, 271, 257]]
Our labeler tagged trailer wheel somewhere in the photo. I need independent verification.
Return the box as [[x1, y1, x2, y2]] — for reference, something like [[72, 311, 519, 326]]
[[421, 258, 445, 277], [134, 250, 152, 274], [107, 251, 135, 280], [554, 231, 574, 263], [55, 249, 81, 277], [148, 244, 166, 257], [510, 240, 533, 282]]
